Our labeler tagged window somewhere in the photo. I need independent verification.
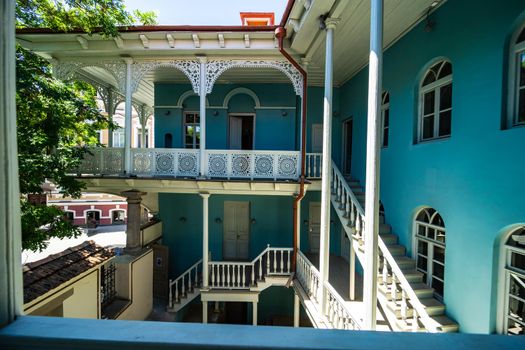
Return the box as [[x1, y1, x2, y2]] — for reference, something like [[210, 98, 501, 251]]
[[414, 207, 446, 299], [137, 128, 149, 148], [113, 128, 125, 148], [418, 61, 452, 141], [381, 91, 390, 148], [501, 227, 525, 335], [184, 112, 200, 149], [510, 26, 525, 126]]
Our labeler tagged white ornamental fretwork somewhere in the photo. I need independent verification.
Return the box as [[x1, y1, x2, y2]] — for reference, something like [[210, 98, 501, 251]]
[[206, 60, 303, 96], [53, 61, 127, 93], [131, 60, 201, 94]]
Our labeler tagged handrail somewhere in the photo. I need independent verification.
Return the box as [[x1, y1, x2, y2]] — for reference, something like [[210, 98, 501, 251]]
[[324, 281, 361, 330], [331, 160, 365, 215], [168, 259, 202, 308]]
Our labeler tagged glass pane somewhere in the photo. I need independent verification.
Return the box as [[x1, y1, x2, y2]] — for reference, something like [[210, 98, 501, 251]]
[[436, 230, 446, 244], [432, 213, 445, 227], [433, 262, 445, 280], [195, 114, 200, 123], [519, 53, 525, 86], [438, 62, 452, 79], [383, 128, 389, 147], [518, 27, 525, 43], [423, 115, 434, 139], [417, 256, 428, 272], [424, 91, 435, 115], [439, 110, 452, 137], [428, 228, 435, 240], [509, 275, 525, 299], [185, 114, 194, 123], [417, 224, 426, 236], [422, 71, 436, 86], [440, 83, 453, 110], [432, 278, 444, 297], [511, 253, 525, 273], [384, 109, 390, 127], [434, 246, 445, 263], [418, 240, 428, 256], [509, 297, 525, 322], [518, 90, 525, 124], [417, 210, 430, 222]]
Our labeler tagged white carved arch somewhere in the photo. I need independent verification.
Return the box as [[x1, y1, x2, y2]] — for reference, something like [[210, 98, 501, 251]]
[[53, 61, 126, 94], [222, 87, 261, 109], [206, 60, 303, 96], [176, 90, 210, 108], [131, 60, 201, 94]]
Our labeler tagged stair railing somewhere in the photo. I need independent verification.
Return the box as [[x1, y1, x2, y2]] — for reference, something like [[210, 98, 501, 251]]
[[296, 251, 321, 304], [208, 245, 293, 289], [168, 259, 202, 309], [331, 161, 439, 332]]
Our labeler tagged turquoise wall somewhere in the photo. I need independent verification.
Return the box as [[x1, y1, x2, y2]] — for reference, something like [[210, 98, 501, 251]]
[[335, 0, 525, 333], [154, 83, 298, 151]]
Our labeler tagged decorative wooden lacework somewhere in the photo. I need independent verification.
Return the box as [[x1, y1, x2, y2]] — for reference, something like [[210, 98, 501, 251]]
[[53, 61, 127, 93], [130, 149, 200, 177], [131, 60, 201, 94], [206, 60, 303, 95]]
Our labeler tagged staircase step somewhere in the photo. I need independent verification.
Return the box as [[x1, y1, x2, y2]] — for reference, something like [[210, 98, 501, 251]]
[[359, 244, 405, 257], [397, 314, 459, 333], [388, 256, 416, 271], [379, 282, 434, 300], [379, 233, 398, 245], [386, 297, 446, 318], [379, 223, 391, 234], [378, 270, 424, 284]]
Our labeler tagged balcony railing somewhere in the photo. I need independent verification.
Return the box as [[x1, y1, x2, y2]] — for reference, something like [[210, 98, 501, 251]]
[[77, 147, 302, 180]]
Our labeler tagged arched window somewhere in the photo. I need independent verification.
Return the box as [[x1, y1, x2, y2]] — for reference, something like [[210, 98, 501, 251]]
[[418, 60, 452, 141], [414, 207, 446, 299], [501, 227, 525, 335], [509, 25, 525, 126], [381, 91, 390, 148]]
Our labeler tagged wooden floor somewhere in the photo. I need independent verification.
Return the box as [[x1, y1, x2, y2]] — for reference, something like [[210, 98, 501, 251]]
[[306, 253, 391, 331]]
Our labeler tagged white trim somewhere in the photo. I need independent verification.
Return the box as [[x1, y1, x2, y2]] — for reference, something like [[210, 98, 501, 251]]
[[176, 90, 210, 109], [63, 209, 77, 220], [253, 106, 295, 110], [222, 87, 261, 109], [508, 23, 525, 127]]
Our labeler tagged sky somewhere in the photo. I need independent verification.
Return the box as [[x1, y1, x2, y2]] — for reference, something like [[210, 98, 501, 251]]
[[124, 0, 287, 26]]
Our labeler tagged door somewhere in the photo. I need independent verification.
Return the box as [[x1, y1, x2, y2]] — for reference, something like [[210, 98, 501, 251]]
[[311, 124, 323, 153], [152, 244, 169, 299], [342, 119, 353, 176], [229, 115, 254, 150], [309, 202, 321, 253], [223, 201, 250, 260]]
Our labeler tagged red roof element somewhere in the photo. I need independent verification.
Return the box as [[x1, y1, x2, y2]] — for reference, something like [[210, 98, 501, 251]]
[[240, 12, 275, 26]]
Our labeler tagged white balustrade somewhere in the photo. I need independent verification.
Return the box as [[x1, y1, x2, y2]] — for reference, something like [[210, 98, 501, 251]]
[[305, 153, 322, 178], [324, 282, 361, 330], [77, 147, 125, 175], [131, 148, 200, 177], [168, 259, 202, 308], [331, 160, 440, 332], [296, 252, 321, 304], [207, 246, 293, 290], [206, 150, 300, 180]]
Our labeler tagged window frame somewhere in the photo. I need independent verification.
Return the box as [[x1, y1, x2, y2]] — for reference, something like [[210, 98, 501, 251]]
[[112, 128, 125, 148], [183, 111, 200, 149], [508, 24, 525, 127], [413, 208, 446, 301], [381, 91, 390, 148], [136, 128, 150, 148], [418, 61, 453, 142]]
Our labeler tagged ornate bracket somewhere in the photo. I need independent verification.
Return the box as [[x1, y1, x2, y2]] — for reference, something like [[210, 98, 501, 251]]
[[53, 60, 127, 94], [131, 60, 201, 94], [206, 60, 304, 96]]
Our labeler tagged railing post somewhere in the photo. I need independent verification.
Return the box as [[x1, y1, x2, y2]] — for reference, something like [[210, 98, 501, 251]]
[[123, 57, 133, 174], [294, 294, 300, 327], [349, 239, 356, 301], [200, 193, 210, 289]]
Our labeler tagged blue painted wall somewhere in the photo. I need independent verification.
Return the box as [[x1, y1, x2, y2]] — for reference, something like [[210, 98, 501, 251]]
[[154, 83, 298, 151], [334, 0, 525, 333]]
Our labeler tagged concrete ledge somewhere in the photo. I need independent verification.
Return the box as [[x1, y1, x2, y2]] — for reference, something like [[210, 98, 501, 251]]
[[0, 316, 522, 350]]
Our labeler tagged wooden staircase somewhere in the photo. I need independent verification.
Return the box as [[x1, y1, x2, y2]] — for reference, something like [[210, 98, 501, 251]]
[[330, 163, 459, 332]]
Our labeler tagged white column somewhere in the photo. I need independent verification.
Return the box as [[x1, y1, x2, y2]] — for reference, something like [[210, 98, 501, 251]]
[[363, 0, 384, 331], [202, 301, 208, 324], [201, 193, 210, 289], [123, 58, 133, 174], [198, 57, 207, 177], [252, 301, 258, 326], [318, 17, 338, 314], [349, 239, 356, 301], [293, 294, 300, 327], [107, 88, 114, 147], [139, 105, 147, 149], [0, 0, 23, 324]]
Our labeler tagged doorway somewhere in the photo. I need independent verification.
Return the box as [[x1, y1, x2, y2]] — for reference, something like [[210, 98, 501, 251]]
[[86, 210, 100, 228], [309, 202, 321, 253], [229, 114, 254, 150], [342, 119, 353, 176], [223, 201, 250, 260], [311, 123, 323, 153]]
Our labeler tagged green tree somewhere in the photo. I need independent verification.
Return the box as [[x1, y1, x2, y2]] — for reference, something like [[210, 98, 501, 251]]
[[16, 0, 157, 251]]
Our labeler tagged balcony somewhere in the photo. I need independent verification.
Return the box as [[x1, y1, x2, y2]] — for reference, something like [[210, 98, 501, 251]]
[[77, 148, 303, 181]]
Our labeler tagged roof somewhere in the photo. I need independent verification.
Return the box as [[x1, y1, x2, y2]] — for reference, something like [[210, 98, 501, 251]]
[[23, 240, 115, 304]]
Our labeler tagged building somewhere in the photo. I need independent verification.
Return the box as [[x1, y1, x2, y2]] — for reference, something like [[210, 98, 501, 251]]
[[2, 0, 525, 348]]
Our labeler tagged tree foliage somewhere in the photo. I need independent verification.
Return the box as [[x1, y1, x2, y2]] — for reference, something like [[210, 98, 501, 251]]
[[16, 1, 157, 251]]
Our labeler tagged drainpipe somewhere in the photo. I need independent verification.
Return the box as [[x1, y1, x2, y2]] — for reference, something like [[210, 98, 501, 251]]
[[275, 26, 307, 272]]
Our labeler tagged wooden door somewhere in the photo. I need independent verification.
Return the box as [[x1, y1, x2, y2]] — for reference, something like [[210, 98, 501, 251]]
[[229, 116, 243, 150], [223, 201, 250, 260], [342, 119, 353, 176], [309, 202, 321, 253]]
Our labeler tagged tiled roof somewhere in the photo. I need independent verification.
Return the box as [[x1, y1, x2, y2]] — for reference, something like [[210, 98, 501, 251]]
[[23, 240, 115, 304]]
